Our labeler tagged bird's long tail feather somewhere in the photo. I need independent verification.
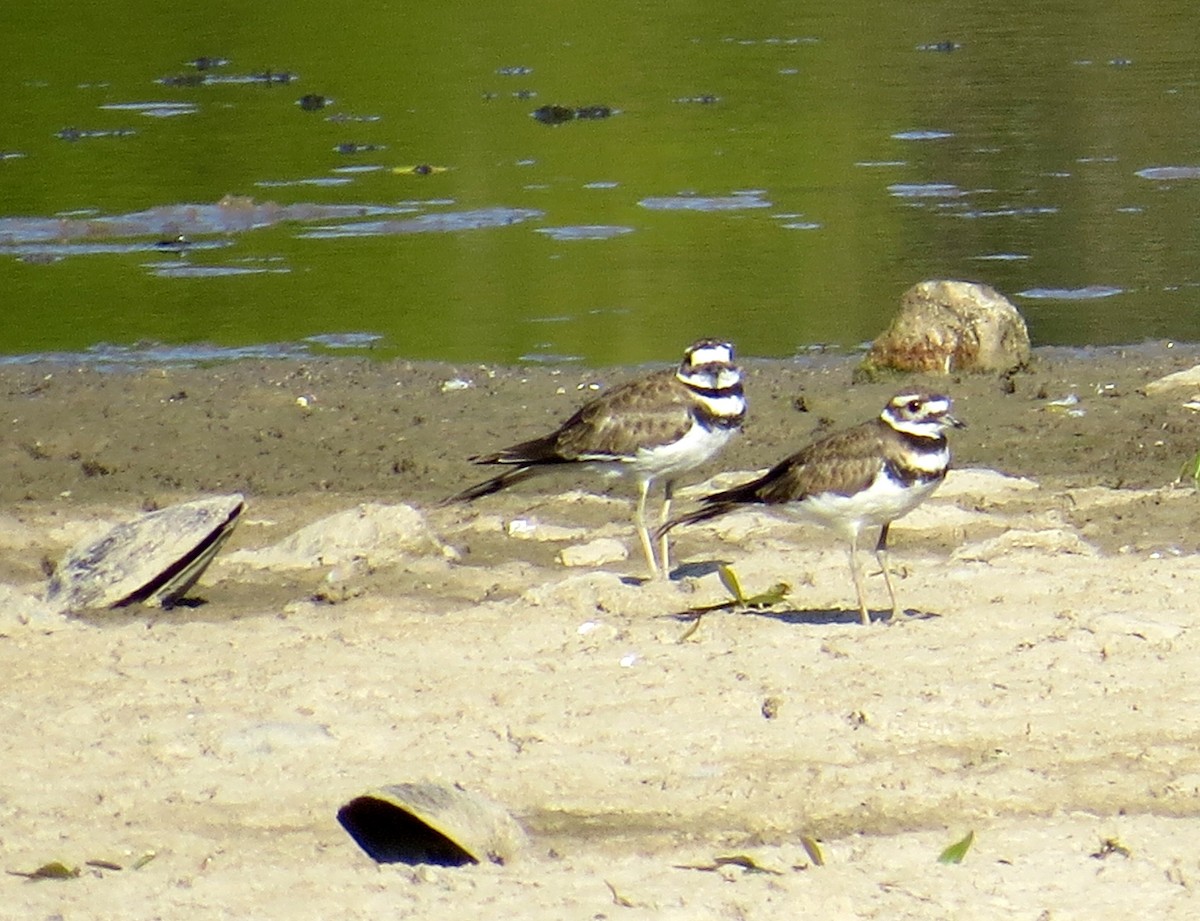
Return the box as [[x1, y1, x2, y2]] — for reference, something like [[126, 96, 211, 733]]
[[656, 499, 743, 538], [441, 465, 540, 505]]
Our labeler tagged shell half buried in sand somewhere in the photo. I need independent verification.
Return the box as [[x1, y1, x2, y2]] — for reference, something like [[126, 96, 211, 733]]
[[337, 782, 527, 866], [46, 494, 244, 612]]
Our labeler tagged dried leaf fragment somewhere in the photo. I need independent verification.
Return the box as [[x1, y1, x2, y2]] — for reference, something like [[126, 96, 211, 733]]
[[938, 830, 975, 865]]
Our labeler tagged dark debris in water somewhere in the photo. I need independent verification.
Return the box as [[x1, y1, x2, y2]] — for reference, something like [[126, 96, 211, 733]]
[[334, 142, 387, 155], [186, 56, 230, 71], [392, 163, 447, 176], [297, 93, 333, 112], [531, 104, 616, 125], [156, 73, 206, 88], [575, 105, 614, 121]]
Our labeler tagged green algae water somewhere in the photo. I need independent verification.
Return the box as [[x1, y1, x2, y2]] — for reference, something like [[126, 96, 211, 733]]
[[1, 0, 1199, 365]]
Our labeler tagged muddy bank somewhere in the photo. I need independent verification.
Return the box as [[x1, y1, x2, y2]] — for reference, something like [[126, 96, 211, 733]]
[[5, 344, 1200, 919], [4, 342, 1200, 503]]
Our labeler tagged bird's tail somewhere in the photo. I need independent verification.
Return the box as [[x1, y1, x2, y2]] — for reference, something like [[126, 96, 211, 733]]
[[657, 474, 767, 538], [656, 498, 744, 538], [441, 465, 540, 506]]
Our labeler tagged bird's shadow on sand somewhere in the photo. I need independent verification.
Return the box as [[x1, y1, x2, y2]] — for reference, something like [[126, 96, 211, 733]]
[[665, 606, 940, 627], [644, 559, 941, 627], [751, 607, 941, 627], [620, 560, 728, 587]]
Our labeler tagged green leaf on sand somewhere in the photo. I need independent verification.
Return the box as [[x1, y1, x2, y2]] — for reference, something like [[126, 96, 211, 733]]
[[800, 835, 825, 867], [7, 861, 81, 880], [938, 830, 975, 864], [717, 565, 745, 604]]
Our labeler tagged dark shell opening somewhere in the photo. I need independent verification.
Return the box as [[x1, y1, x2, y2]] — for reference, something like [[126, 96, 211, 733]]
[[337, 795, 476, 866]]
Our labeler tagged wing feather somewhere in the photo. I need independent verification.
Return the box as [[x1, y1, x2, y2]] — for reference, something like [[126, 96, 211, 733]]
[[551, 371, 694, 460]]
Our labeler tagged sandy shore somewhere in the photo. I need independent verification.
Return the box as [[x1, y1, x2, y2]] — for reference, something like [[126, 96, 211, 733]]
[[5, 345, 1200, 918]]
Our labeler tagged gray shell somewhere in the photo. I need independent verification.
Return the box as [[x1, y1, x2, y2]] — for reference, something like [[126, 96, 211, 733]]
[[47, 495, 244, 612], [337, 782, 527, 866]]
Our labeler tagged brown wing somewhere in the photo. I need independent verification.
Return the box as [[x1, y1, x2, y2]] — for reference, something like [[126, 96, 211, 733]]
[[463, 369, 692, 466], [661, 420, 889, 535], [753, 421, 887, 504], [546, 370, 694, 460], [447, 371, 692, 504]]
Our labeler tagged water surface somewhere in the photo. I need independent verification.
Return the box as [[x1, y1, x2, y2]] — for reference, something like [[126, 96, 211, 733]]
[[1, 0, 1199, 364]]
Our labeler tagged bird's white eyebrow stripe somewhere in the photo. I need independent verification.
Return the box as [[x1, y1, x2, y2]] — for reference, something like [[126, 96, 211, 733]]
[[687, 344, 734, 365]]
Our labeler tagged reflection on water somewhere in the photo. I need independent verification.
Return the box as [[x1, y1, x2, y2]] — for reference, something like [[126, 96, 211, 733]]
[[1, 0, 1199, 364]]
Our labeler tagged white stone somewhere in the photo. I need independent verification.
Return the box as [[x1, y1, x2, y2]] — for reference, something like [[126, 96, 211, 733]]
[[507, 517, 588, 542], [558, 538, 629, 567]]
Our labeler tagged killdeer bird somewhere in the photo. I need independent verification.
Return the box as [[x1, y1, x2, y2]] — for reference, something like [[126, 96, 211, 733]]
[[661, 391, 964, 623], [445, 339, 747, 578]]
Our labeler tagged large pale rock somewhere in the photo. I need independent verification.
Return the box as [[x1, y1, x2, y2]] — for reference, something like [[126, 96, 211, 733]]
[[223, 503, 443, 570], [864, 280, 1031, 374], [0, 582, 70, 629], [1144, 365, 1200, 395], [953, 528, 1098, 562]]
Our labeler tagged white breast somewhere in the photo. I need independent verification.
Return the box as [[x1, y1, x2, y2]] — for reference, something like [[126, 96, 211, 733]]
[[785, 471, 943, 541], [630, 419, 738, 479]]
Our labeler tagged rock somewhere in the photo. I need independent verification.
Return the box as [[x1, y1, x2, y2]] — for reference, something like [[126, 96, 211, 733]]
[[935, 468, 1040, 502], [506, 517, 589, 542], [519, 571, 647, 614], [558, 538, 629, 567], [220, 720, 335, 756], [953, 528, 1098, 562], [223, 503, 442, 570], [0, 582, 70, 630], [1084, 611, 1185, 644], [1144, 365, 1200, 395], [862, 280, 1031, 375]]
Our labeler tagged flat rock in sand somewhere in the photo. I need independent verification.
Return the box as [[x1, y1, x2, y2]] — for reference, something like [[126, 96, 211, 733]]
[[224, 503, 442, 570], [558, 537, 629, 567]]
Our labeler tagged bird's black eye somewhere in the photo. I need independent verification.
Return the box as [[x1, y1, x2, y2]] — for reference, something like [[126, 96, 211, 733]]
[[906, 399, 921, 413]]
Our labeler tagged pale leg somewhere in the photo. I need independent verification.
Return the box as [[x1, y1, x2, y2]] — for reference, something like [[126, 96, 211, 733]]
[[657, 479, 675, 577], [874, 523, 902, 620], [847, 532, 871, 626], [634, 479, 661, 579]]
